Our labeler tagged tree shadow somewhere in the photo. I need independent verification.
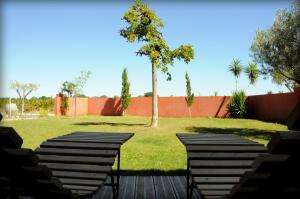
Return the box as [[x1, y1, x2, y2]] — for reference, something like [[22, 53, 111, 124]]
[[73, 121, 146, 127], [101, 98, 122, 116], [185, 126, 276, 141]]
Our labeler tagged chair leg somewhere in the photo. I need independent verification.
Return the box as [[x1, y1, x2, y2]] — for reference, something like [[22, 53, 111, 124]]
[[186, 157, 190, 199], [117, 149, 120, 196], [189, 177, 194, 199], [110, 170, 117, 199]]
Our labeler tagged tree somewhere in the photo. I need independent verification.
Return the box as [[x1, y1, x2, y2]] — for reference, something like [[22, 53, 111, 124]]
[[121, 68, 131, 116], [185, 72, 194, 117], [251, 1, 300, 88], [144, 92, 153, 97], [120, 0, 195, 127], [72, 71, 91, 117], [245, 62, 259, 86], [73, 71, 91, 97], [61, 81, 76, 97], [10, 81, 39, 115], [229, 59, 243, 91]]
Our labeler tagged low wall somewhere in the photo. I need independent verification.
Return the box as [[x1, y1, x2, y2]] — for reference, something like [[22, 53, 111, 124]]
[[53, 92, 300, 123], [247, 92, 300, 123], [54, 96, 231, 118]]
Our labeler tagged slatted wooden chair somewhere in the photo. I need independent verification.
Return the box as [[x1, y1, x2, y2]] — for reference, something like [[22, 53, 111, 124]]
[[176, 133, 268, 199], [227, 131, 300, 199], [0, 126, 133, 199], [177, 131, 300, 199]]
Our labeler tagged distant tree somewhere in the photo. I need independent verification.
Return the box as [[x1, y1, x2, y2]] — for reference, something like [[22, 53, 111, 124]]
[[251, 1, 300, 89], [61, 81, 76, 97], [185, 72, 194, 117], [214, 91, 218, 96], [73, 71, 91, 97], [72, 71, 91, 117], [245, 62, 259, 86], [120, 0, 194, 127], [229, 59, 243, 91], [10, 81, 39, 115], [144, 92, 153, 97], [100, 95, 107, 98], [121, 68, 131, 116]]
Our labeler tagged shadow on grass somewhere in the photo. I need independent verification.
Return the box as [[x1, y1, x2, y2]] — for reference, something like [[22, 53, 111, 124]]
[[73, 122, 146, 127], [118, 169, 186, 176], [185, 126, 275, 141]]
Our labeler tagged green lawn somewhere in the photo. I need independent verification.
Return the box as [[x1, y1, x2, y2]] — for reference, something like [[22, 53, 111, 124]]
[[1, 116, 287, 172]]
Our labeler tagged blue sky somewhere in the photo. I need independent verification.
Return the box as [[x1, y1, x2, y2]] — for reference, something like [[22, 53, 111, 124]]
[[1, 0, 293, 98]]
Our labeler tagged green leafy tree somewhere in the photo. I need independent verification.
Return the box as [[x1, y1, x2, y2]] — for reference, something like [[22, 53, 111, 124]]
[[121, 68, 131, 116], [185, 72, 194, 118], [120, 0, 195, 127], [10, 81, 39, 115], [144, 92, 153, 97], [61, 81, 76, 97], [251, 1, 300, 89], [229, 59, 243, 91], [245, 62, 259, 86]]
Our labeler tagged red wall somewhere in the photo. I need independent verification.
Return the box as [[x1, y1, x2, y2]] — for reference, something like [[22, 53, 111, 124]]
[[247, 92, 300, 123], [54, 92, 300, 123], [54, 96, 231, 118]]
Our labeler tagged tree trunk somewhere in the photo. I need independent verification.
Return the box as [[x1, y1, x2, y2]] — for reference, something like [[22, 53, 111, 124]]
[[21, 98, 25, 116], [235, 77, 238, 91], [188, 107, 191, 118], [123, 109, 126, 116], [151, 62, 158, 127]]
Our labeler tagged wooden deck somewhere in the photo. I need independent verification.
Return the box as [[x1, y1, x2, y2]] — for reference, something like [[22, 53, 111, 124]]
[[93, 176, 202, 199]]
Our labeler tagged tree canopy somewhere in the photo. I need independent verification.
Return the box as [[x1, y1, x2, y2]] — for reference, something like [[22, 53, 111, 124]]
[[251, 1, 300, 89], [121, 68, 131, 115], [120, 0, 195, 127], [245, 62, 259, 85]]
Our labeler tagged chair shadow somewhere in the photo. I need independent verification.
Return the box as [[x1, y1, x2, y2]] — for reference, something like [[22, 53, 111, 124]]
[[73, 122, 146, 127], [185, 126, 275, 141], [118, 169, 186, 176]]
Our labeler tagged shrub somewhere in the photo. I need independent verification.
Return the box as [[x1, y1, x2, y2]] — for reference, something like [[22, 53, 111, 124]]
[[227, 91, 247, 118], [60, 96, 69, 115]]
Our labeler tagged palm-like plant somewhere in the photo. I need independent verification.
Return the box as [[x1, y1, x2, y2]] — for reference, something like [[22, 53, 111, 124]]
[[229, 59, 243, 91], [245, 62, 259, 85]]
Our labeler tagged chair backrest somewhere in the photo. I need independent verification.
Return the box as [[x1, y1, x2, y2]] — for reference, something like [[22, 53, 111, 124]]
[[228, 131, 300, 199], [0, 126, 77, 199]]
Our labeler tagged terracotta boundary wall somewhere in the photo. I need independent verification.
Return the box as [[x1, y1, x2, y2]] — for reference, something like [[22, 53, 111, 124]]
[[247, 92, 300, 123], [54, 92, 300, 123]]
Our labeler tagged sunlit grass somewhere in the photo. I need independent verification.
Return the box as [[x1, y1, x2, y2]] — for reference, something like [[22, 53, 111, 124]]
[[1, 116, 287, 171]]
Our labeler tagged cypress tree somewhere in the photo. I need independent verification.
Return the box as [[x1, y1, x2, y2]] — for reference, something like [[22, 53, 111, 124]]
[[185, 72, 194, 117], [121, 68, 131, 116]]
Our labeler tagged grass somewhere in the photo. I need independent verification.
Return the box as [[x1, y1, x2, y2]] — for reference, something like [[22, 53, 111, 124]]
[[1, 116, 287, 172]]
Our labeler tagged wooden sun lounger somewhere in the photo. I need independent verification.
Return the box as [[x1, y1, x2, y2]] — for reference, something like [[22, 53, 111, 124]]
[[0, 127, 133, 199], [177, 131, 300, 199]]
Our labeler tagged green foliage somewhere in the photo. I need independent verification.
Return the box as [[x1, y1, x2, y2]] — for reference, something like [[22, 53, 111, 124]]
[[0, 97, 54, 113], [120, 0, 195, 81], [245, 62, 259, 85], [185, 72, 194, 108], [251, 1, 300, 85], [144, 92, 153, 97], [227, 91, 247, 118], [229, 59, 243, 91], [60, 96, 69, 115], [121, 68, 131, 110], [61, 81, 76, 97], [100, 95, 107, 98]]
